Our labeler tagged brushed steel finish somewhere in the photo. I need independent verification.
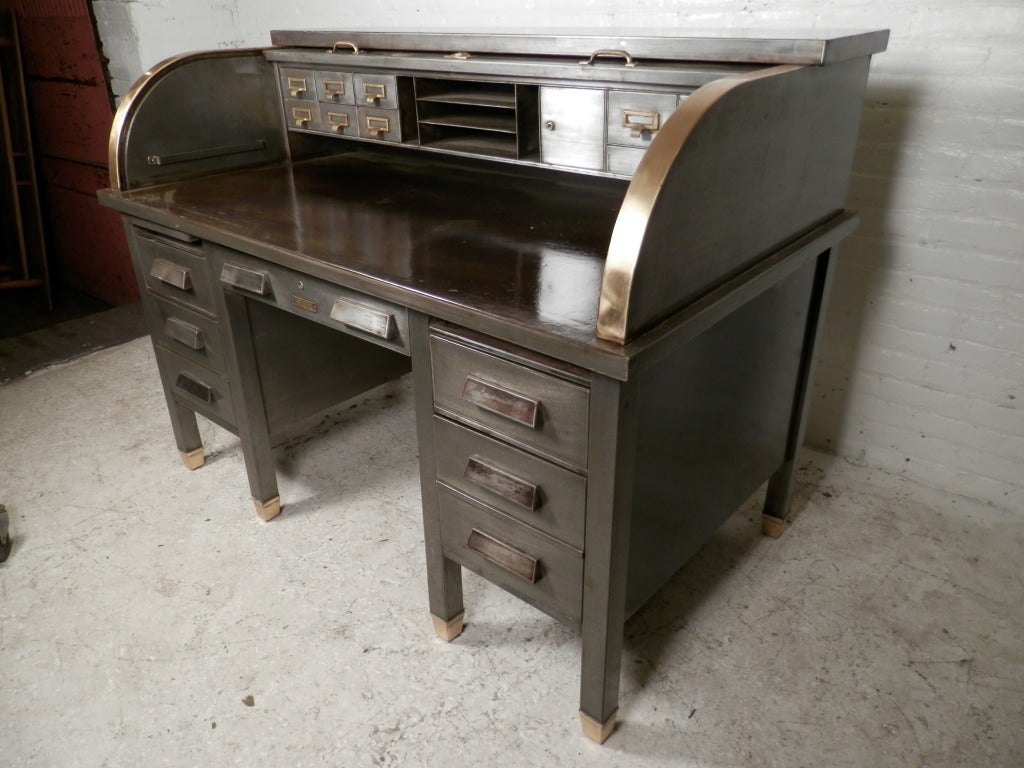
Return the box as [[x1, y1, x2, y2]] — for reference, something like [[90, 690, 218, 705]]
[[438, 485, 583, 623], [318, 103, 358, 136], [606, 145, 645, 177], [270, 29, 890, 66], [431, 334, 590, 469], [539, 87, 605, 170], [433, 416, 587, 548], [316, 71, 355, 103], [135, 232, 215, 313], [466, 528, 540, 583], [329, 296, 398, 340], [353, 73, 398, 108], [155, 345, 235, 425]]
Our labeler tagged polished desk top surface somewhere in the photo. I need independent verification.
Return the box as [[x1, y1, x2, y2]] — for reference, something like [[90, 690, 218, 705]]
[[103, 150, 639, 367]]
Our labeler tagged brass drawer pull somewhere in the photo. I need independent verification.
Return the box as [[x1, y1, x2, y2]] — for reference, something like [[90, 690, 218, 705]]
[[364, 115, 390, 136], [464, 456, 539, 511], [175, 372, 214, 403], [580, 49, 637, 67], [322, 80, 347, 100], [329, 297, 397, 340], [287, 76, 308, 97], [622, 108, 661, 137], [163, 317, 205, 351], [150, 258, 192, 291], [460, 375, 540, 429], [220, 263, 272, 297], [326, 111, 350, 132], [290, 106, 314, 128], [362, 82, 387, 104], [328, 40, 360, 55], [467, 529, 540, 584]]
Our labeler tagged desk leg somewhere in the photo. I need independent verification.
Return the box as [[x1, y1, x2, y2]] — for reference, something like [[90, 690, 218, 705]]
[[579, 375, 637, 743], [409, 312, 464, 639], [222, 291, 281, 521], [763, 249, 835, 537], [162, 387, 205, 469]]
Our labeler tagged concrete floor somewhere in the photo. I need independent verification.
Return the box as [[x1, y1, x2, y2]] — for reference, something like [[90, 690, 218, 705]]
[[1, 337, 1022, 767]]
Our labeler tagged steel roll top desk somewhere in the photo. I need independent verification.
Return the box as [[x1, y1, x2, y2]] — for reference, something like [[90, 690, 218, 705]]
[[99, 28, 887, 742]]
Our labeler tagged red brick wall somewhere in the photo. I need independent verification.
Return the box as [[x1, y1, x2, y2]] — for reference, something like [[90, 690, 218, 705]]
[[0, 0, 137, 305]]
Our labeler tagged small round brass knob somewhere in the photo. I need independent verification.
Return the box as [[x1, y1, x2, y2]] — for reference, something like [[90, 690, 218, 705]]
[[544, 120, 556, 131]]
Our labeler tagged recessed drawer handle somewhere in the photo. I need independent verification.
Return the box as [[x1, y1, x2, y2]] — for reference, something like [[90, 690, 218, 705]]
[[175, 372, 214, 403], [466, 529, 540, 584], [164, 317, 205, 351], [329, 297, 397, 340], [460, 375, 540, 429], [150, 259, 192, 291], [464, 456, 539, 511], [220, 263, 272, 297]]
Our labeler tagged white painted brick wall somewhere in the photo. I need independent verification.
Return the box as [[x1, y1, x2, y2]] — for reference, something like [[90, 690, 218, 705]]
[[91, 0, 1024, 512]]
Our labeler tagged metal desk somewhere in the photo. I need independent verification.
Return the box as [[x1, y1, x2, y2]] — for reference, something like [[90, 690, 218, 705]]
[[99, 29, 886, 742]]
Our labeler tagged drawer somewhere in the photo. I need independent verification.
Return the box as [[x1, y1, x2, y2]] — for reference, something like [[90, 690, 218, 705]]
[[279, 67, 316, 101], [285, 99, 322, 131], [315, 70, 354, 104], [439, 486, 582, 623], [353, 73, 399, 109], [607, 145, 646, 177], [434, 416, 586, 549], [318, 103, 358, 137], [539, 86, 605, 171], [155, 345, 235, 426], [150, 297, 224, 372], [215, 247, 410, 355], [606, 90, 680, 149], [430, 334, 589, 469], [357, 107, 403, 143], [134, 229, 215, 314]]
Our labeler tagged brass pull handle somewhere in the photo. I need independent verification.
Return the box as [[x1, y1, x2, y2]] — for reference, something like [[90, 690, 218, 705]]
[[326, 111, 350, 132], [329, 297, 397, 340], [580, 49, 637, 67], [150, 259, 192, 291], [622, 108, 661, 137], [287, 76, 308, 97], [175, 372, 214, 403], [464, 457, 540, 511], [364, 115, 390, 136], [466, 529, 540, 584], [460, 376, 540, 429], [290, 106, 313, 128], [362, 82, 387, 105], [328, 40, 360, 55], [220, 263, 272, 297], [164, 317, 205, 351], [322, 80, 347, 100]]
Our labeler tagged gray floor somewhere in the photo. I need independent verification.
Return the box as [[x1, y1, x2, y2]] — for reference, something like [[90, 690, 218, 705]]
[[1, 338, 1022, 767]]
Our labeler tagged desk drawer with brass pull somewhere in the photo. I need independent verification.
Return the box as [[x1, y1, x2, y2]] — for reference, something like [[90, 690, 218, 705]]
[[438, 486, 583, 623], [214, 248, 410, 355], [353, 73, 399, 108], [315, 70, 354, 104], [434, 416, 586, 549], [357, 107, 403, 142], [134, 229, 215, 314], [279, 67, 316, 101], [285, 98, 322, 131], [155, 346, 235, 426], [430, 334, 589, 468], [318, 103, 358, 137], [151, 298, 224, 371], [606, 90, 681, 149]]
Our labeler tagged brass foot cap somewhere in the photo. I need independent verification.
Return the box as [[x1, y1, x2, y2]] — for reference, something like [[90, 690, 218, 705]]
[[580, 710, 617, 744], [180, 448, 205, 470], [431, 612, 465, 642], [254, 496, 282, 521], [762, 513, 786, 538]]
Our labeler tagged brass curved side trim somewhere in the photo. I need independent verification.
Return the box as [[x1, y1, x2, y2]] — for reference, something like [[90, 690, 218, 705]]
[[597, 64, 804, 344], [108, 48, 265, 191]]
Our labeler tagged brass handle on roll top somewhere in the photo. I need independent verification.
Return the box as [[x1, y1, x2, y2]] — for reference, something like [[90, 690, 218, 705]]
[[327, 40, 360, 55]]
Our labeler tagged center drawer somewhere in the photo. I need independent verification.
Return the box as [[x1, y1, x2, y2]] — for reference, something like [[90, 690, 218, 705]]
[[430, 334, 589, 469]]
